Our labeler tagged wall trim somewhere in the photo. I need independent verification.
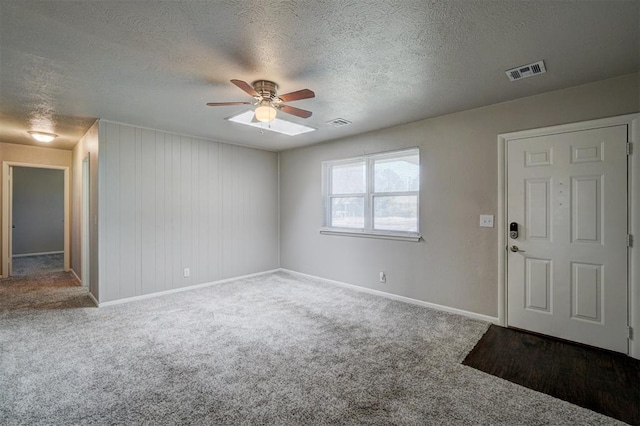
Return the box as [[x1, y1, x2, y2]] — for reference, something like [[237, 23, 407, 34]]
[[70, 268, 87, 288], [281, 268, 500, 324], [87, 290, 99, 307], [72, 267, 97, 304], [98, 269, 280, 307], [497, 112, 639, 359], [12, 251, 64, 258]]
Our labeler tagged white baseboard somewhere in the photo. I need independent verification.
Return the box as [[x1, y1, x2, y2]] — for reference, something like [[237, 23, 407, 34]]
[[71, 268, 97, 307], [12, 251, 64, 258], [87, 291, 99, 307], [98, 269, 280, 307], [280, 268, 500, 324]]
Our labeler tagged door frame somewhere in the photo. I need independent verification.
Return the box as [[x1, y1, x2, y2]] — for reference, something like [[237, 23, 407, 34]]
[[81, 155, 90, 287], [497, 113, 640, 359], [1, 162, 71, 277]]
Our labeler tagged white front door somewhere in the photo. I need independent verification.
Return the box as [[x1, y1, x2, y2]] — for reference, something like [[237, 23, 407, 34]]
[[507, 125, 629, 353]]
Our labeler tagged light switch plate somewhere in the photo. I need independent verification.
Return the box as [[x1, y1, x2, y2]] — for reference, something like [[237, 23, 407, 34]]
[[480, 215, 494, 228]]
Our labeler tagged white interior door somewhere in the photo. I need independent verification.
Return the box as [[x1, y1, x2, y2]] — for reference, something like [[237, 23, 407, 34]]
[[507, 125, 629, 353]]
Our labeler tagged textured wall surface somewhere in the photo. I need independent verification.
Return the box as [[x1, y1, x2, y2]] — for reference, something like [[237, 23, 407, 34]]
[[1, 1, 638, 151], [98, 121, 279, 303], [12, 167, 64, 255], [279, 73, 640, 318]]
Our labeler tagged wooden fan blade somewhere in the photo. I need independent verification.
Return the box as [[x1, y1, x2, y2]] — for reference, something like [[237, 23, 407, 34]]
[[230, 79, 259, 97], [206, 102, 253, 106], [279, 104, 313, 118], [278, 89, 315, 103]]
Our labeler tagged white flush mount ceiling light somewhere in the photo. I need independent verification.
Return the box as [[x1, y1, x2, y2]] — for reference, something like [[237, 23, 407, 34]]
[[28, 131, 57, 143]]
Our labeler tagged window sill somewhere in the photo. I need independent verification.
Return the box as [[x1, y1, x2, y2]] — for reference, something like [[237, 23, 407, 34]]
[[319, 227, 421, 242]]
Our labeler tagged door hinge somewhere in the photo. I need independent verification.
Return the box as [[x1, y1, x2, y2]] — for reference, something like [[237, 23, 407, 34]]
[[627, 142, 633, 155], [629, 327, 634, 340], [628, 234, 634, 248]]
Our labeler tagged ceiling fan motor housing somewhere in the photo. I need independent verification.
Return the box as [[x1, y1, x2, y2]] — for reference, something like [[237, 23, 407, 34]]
[[252, 80, 279, 101]]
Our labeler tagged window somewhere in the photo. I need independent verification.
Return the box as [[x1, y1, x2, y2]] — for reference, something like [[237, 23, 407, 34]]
[[321, 148, 420, 241]]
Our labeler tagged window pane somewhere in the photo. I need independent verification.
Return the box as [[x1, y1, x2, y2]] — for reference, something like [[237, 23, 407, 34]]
[[331, 161, 365, 194], [373, 195, 418, 232], [331, 197, 364, 229], [374, 154, 419, 192]]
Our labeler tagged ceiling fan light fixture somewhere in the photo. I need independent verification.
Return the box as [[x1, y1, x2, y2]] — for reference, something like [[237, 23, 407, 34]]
[[254, 105, 277, 122], [28, 131, 57, 143]]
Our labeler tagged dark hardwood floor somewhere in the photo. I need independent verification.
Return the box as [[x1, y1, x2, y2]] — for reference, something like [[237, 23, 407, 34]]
[[463, 325, 640, 425]]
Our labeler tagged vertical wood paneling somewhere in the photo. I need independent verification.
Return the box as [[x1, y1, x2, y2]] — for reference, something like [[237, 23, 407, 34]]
[[135, 128, 143, 296], [210, 141, 222, 281], [98, 122, 278, 303], [154, 132, 166, 291], [163, 133, 173, 291], [119, 124, 136, 299], [179, 137, 192, 288], [171, 135, 181, 289], [140, 129, 156, 295], [104, 122, 120, 302], [222, 143, 239, 278], [196, 139, 208, 284]]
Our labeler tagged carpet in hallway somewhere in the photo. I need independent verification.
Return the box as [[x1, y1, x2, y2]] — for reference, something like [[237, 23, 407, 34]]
[[0, 271, 94, 314]]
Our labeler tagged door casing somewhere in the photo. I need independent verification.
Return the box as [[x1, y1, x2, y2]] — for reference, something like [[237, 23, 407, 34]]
[[81, 155, 90, 287], [498, 113, 640, 359], [1, 162, 71, 277]]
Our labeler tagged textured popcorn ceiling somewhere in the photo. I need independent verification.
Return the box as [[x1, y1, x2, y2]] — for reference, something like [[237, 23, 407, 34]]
[[0, 1, 638, 151]]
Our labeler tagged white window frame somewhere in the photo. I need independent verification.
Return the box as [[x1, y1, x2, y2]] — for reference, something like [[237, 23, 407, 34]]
[[320, 148, 421, 242]]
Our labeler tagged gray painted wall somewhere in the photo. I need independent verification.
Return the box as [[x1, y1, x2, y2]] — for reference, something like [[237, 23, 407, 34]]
[[12, 167, 64, 255], [97, 121, 279, 303], [279, 73, 640, 318]]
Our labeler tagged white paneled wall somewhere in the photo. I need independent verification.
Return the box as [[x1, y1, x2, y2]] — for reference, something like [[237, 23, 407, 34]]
[[98, 121, 278, 303]]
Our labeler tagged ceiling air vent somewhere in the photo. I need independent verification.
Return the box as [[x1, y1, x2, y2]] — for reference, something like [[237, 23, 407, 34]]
[[326, 118, 351, 128], [505, 60, 546, 82]]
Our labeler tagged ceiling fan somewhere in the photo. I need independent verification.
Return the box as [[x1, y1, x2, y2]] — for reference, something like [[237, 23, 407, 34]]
[[207, 79, 315, 122]]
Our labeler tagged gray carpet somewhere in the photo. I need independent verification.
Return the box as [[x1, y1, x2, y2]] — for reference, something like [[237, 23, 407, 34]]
[[0, 272, 622, 425], [11, 253, 64, 276], [0, 271, 94, 314]]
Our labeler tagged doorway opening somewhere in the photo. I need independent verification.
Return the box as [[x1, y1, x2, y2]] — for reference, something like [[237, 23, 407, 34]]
[[1, 162, 71, 278]]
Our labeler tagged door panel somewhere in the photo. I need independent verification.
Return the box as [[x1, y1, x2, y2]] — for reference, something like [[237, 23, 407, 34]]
[[507, 125, 628, 353], [525, 257, 552, 312]]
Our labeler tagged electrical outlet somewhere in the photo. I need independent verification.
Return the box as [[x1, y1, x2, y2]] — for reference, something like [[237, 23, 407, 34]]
[[480, 215, 494, 228], [379, 272, 386, 283], [183, 268, 190, 278]]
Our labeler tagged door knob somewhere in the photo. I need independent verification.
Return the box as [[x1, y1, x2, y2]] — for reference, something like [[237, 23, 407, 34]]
[[509, 245, 525, 253]]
